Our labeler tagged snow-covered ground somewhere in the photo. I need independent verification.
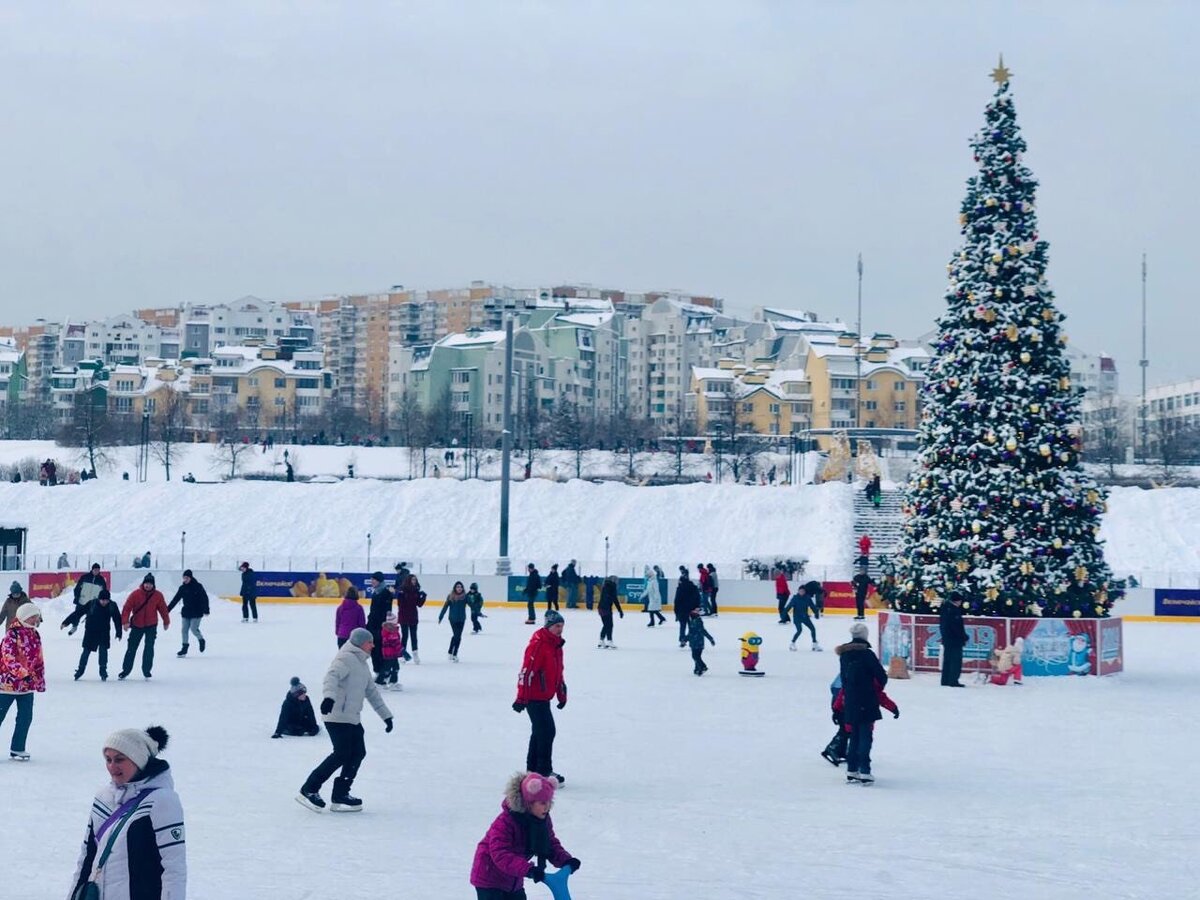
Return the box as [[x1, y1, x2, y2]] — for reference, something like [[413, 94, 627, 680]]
[[6, 600, 1197, 898], [1, 440, 1198, 583]]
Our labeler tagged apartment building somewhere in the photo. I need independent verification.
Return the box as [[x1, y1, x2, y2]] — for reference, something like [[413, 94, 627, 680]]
[[81, 315, 181, 366], [626, 297, 721, 429], [208, 346, 332, 433], [182, 298, 316, 358], [691, 361, 812, 436], [0, 340, 26, 412]]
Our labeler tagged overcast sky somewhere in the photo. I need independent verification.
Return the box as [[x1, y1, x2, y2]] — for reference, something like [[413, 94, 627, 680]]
[[1, 1, 1195, 387]]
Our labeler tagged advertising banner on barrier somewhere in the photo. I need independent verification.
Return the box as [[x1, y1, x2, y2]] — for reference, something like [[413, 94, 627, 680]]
[[508, 576, 644, 606], [28, 571, 112, 599], [1097, 618, 1124, 676], [1021, 619, 1097, 677], [254, 571, 377, 599], [878, 611, 914, 668], [911, 615, 942, 671], [1154, 589, 1200, 617], [821, 580, 879, 611], [963, 617, 1006, 671]]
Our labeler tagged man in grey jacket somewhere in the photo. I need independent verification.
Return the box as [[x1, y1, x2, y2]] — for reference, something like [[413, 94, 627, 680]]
[[297, 628, 393, 812]]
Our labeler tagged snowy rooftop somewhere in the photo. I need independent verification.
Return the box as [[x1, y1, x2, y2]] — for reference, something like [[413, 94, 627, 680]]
[[439, 330, 506, 349]]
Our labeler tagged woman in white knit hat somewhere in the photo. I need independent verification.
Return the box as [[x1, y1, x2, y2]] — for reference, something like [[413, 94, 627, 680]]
[[0, 602, 44, 761], [69, 725, 187, 899]]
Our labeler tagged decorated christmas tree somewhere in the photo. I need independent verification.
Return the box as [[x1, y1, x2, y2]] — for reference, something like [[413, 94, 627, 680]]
[[888, 59, 1122, 619]]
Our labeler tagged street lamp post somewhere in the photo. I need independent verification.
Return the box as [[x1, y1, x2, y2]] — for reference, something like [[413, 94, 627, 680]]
[[498, 313, 514, 574], [714, 423, 724, 483]]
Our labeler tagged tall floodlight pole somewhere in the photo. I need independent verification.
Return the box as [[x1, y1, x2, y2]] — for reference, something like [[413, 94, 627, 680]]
[[498, 312, 515, 574], [1139, 253, 1148, 463], [855, 253, 864, 432]]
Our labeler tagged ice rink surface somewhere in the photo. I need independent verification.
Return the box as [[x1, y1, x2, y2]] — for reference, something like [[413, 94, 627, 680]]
[[6, 600, 1196, 899]]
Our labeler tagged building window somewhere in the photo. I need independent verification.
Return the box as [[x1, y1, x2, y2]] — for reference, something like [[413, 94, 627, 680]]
[[248, 377, 259, 387], [894, 401, 906, 412], [275, 378, 286, 389], [275, 396, 287, 407], [894, 381, 906, 391], [865, 380, 877, 390], [864, 400, 878, 411], [114, 397, 132, 413]]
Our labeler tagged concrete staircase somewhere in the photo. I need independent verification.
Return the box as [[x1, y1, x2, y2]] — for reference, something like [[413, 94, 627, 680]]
[[852, 486, 906, 580]]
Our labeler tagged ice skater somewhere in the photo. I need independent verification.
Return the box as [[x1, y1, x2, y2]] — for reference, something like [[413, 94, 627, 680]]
[[167, 569, 210, 657], [469, 772, 580, 899], [835, 622, 891, 784], [379, 612, 403, 689], [642, 565, 666, 626], [597, 575, 623, 648], [785, 586, 821, 651], [297, 628, 394, 812], [439, 581, 469, 661], [118, 574, 170, 681], [397, 573, 426, 663], [336, 586, 366, 648], [0, 603, 44, 760], [686, 608, 715, 675], [467, 582, 486, 633], [674, 567, 701, 647], [74, 589, 122, 681], [512, 610, 567, 783]]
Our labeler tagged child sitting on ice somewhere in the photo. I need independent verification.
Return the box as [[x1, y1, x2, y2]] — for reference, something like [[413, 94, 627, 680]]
[[989, 636, 1025, 685], [272, 676, 321, 738], [381, 612, 403, 690], [470, 772, 580, 898]]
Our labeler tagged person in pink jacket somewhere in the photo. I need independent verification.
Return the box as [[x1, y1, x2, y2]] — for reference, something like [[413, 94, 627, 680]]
[[470, 771, 580, 899], [0, 603, 46, 761], [335, 587, 366, 648]]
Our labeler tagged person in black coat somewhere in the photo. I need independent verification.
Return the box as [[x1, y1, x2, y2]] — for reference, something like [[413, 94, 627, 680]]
[[167, 570, 211, 656], [272, 677, 321, 738], [836, 622, 888, 781], [238, 562, 258, 622], [851, 571, 874, 621], [673, 567, 700, 647], [545, 564, 560, 612], [75, 590, 122, 681], [596, 575, 624, 648], [365, 573, 394, 675], [523, 564, 542, 624], [938, 592, 968, 687], [561, 560, 580, 609], [61, 564, 110, 634]]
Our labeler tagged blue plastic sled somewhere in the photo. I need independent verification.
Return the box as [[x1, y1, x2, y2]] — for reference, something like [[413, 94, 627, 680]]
[[542, 866, 572, 899]]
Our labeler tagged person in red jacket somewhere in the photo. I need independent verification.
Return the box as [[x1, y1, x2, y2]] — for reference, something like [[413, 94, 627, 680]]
[[857, 533, 872, 565], [118, 573, 170, 680], [512, 610, 567, 784], [774, 569, 791, 624]]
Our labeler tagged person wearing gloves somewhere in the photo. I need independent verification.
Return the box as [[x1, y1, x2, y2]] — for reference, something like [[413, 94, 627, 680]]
[[836, 621, 890, 784], [118, 574, 170, 681], [470, 771, 580, 899], [0, 580, 28, 630], [60, 563, 109, 635], [272, 677, 321, 738], [784, 586, 821, 651], [0, 603, 45, 761], [69, 725, 186, 899], [167, 570, 210, 657], [297, 627, 393, 812], [439, 581, 469, 661], [75, 589, 122, 681], [512, 611, 567, 784]]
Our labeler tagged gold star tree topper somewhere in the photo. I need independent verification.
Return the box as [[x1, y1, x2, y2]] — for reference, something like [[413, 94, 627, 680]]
[[991, 54, 1011, 84]]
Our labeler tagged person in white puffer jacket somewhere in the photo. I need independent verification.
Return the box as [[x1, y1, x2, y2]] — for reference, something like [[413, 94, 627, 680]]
[[69, 725, 186, 900]]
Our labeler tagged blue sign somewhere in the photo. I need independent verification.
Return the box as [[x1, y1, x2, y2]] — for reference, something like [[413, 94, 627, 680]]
[[1154, 589, 1200, 617]]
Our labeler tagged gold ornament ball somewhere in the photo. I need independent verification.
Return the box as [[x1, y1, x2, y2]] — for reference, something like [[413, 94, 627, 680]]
[[1072, 609, 1082, 618], [992, 252, 1003, 263], [1005, 437, 1017, 451], [986, 198, 997, 207], [1020, 351, 1032, 363], [1030, 403, 1040, 413], [972, 522, 981, 533], [1039, 443, 1051, 456]]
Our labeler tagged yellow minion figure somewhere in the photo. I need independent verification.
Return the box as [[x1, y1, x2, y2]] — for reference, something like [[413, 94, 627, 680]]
[[739, 632, 765, 677]]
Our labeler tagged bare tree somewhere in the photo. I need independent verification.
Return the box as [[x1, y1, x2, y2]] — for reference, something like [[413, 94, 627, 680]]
[[150, 385, 187, 481], [1154, 415, 1200, 481], [59, 385, 115, 477], [611, 408, 655, 478], [552, 400, 593, 480], [212, 437, 253, 479]]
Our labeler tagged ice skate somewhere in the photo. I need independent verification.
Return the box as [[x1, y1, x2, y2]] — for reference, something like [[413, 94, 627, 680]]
[[74, 669, 83, 680], [296, 790, 325, 812], [789, 642, 797, 652], [329, 794, 363, 812], [857, 772, 875, 785], [550, 772, 565, 786], [10, 751, 30, 762], [176, 645, 188, 657], [68, 624, 78, 636], [846, 771, 861, 783], [811, 643, 823, 652], [412, 651, 420, 665], [198, 637, 206, 653], [820, 748, 841, 767], [451, 654, 459, 663]]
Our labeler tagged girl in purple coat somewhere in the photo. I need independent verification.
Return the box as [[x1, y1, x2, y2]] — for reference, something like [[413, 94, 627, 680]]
[[470, 772, 580, 899], [335, 587, 366, 648]]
